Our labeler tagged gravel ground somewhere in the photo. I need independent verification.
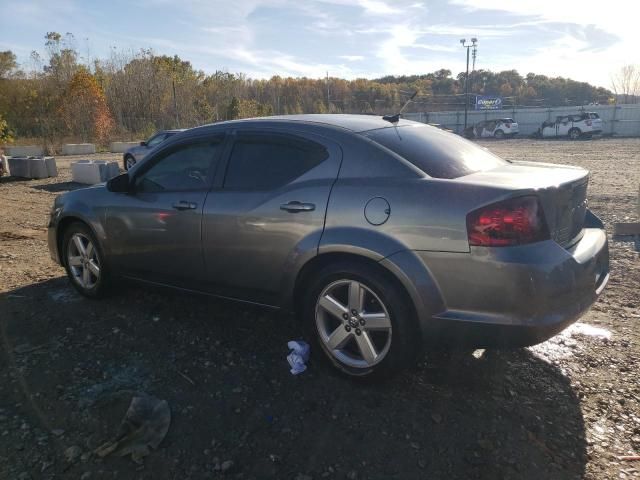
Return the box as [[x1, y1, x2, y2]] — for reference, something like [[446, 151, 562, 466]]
[[0, 138, 639, 480]]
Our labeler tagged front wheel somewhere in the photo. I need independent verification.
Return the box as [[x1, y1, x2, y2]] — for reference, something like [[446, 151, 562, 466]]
[[303, 262, 419, 379], [62, 222, 110, 298]]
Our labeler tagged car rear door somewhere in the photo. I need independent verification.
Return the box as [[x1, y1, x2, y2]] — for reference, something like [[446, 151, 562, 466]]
[[201, 128, 342, 306], [105, 134, 226, 288]]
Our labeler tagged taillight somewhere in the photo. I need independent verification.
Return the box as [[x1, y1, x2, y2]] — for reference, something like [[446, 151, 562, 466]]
[[504, 123, 511, 128], [586, 120, 592, 126], [466, 196, 550, 247]]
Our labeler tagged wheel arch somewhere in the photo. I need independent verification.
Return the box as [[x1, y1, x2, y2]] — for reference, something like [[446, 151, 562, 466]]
[[56, 215, 104, 268], [290, 250, 438, 343]]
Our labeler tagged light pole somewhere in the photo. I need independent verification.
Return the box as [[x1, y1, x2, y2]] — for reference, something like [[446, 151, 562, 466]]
[[460, 38, 477, 130]]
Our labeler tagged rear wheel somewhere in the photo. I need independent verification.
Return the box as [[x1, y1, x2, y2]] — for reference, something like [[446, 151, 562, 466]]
[[303, 262, 419, 379], [494, 129, 505, 139], [124, 155, 136, 170], [569, 128, 581, 140], [62, 222, 110, 298]]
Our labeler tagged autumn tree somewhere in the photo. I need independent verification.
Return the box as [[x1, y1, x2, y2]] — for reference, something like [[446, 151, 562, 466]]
[[60, 68, 114, 144]]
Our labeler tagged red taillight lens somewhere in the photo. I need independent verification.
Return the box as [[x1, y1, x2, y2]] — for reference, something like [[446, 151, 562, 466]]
[[586, 120, 592, 126], [466, 196, 550, 247], [504, 123, 511, 128]]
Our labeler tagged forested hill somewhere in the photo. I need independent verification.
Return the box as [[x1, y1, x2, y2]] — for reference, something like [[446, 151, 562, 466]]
[[0, 32, 614, 145]]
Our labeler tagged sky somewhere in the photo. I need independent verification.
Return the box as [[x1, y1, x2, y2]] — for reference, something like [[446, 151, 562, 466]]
[[0, 0, 634, 88]]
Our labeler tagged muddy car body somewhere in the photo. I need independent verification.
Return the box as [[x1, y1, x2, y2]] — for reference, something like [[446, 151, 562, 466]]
[[48, 115, 609, 378]]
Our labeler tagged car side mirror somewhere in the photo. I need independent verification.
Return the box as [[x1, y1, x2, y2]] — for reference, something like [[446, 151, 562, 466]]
[[107, 173, 132, 193], [140, 141, 147, 146]]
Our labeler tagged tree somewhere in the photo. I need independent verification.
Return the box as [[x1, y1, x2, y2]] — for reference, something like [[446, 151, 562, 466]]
[[226, 96, 241, 120], [0, 113, 12, 143], [611, 65, 640, 104], [0, 51, 17, 78], [60, 68, 115, 144]]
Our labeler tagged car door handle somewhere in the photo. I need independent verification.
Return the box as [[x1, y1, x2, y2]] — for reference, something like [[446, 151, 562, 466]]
[[280, 201, 315, 213], [172, 201, 197, 211]]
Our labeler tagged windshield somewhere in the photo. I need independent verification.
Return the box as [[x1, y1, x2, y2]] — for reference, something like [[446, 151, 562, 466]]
[[364, 124, 508, 179]]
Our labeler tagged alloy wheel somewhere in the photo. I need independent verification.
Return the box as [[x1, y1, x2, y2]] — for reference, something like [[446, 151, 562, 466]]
[[67, 233, 101, 289], [315, 279, 392, 369], [125, 156, 136, 169]]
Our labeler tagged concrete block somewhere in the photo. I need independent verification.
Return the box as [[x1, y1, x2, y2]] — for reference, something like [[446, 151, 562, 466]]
[[45, 157, 58, 177], [110, 141, 142, 153], [7, 156, 57, 179], [62, 143, 96, 155], [5, 145, 44, 156], [71, 160, 120, 184]]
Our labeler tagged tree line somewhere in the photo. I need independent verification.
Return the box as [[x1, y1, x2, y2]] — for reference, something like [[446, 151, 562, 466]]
[[0, 32, 620, 147]]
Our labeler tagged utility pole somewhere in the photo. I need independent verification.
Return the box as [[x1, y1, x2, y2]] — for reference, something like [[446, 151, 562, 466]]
[[172, 78, 179, 127], [460, 38, 478, 131], [326, 71, 330, 112]]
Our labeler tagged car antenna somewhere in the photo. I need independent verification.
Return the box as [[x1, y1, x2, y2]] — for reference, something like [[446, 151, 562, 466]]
[[383, 91, 417, 124]]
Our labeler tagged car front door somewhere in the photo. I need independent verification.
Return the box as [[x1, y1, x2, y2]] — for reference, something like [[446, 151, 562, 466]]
[[201, 129, 342, 306], [106, 134, 226, 288]]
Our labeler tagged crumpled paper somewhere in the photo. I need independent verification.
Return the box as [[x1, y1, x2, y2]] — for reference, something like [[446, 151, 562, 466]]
[[287, 340, 310, 375], [94, 394, 171, 464]]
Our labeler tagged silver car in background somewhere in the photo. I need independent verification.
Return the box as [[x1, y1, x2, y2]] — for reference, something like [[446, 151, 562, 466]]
[[123, 129, 185, 170], [48, 115, 609, 379]]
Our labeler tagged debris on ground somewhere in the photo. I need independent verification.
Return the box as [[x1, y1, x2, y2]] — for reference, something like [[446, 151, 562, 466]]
[[287, 340, 310, 375], [94, 395, 170, 464]]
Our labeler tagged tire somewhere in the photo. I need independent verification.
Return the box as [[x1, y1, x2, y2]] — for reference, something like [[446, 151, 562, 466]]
[[124, 155, 136, 170], [62, 222, 110, 298], [302, 261, 420, 379], [569, 128, 581, 140], [494, 129, 505, 139]]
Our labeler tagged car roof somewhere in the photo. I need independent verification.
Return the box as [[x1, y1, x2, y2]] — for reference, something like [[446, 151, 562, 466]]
[[163, 129, 186, 133], [197, 114, 419, 133]]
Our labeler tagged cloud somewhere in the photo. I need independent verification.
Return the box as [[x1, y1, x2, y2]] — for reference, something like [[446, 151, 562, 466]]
[[339, 55, 365, 61]]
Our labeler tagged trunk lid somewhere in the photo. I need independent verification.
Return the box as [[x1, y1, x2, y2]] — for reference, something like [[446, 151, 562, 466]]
[[457, 161, 589, 247]]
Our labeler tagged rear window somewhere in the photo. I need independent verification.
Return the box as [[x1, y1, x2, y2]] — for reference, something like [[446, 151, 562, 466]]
[[589, 113, 600, 119], [364, 125, 507, 179], [500, 118, 514, 123]]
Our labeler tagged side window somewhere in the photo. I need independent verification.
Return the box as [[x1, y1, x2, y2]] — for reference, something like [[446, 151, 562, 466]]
[[590, 113, 600, 119], [146, 134, 166, 148], [224, 135, 329, 190], [136, 139, 222, 193]]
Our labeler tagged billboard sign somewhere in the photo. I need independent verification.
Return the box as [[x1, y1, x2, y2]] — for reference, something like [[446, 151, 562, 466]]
[[475, 96, 503, 110]]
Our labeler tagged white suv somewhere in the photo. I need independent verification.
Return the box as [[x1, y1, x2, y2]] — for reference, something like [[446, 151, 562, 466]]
[[541, 112, 603, 139], [472, 118, 519, 139]]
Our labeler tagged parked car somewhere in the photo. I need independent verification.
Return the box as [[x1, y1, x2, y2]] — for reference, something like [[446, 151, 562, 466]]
[[48, 114, 609, 379], [539, 112, 603, 139], [464, 118, 519, 139], [123, 129, 185, 170]]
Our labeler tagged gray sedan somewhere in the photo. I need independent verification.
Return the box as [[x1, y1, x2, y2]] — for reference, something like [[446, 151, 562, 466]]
[[123, 129, 185, 170], [48, 115, 609, 378]]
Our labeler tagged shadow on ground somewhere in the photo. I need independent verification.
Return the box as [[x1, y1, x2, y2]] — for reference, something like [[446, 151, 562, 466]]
[[31, 181, 87, 193], [0, 278, 587, 480]]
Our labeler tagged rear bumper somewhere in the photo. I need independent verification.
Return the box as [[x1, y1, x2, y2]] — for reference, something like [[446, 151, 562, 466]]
[[385, 226, 609, 348]]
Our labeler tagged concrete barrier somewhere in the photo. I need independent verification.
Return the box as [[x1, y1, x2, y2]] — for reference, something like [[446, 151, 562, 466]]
[[62, 143, 96, 155], [110, 141, 141, 153], [7, 156, 58, 179], [71, 160, 120, 184], [5, 145, 44, 157]]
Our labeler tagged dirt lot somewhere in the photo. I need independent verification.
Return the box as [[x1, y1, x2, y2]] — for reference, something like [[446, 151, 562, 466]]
[[0, 138, 639, 480]]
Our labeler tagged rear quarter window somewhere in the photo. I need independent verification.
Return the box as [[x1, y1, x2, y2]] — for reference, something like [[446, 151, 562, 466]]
[[364, 125, 507, 179]]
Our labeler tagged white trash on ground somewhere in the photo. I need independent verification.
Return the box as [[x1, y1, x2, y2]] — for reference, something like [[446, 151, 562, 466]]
[[287, 340, 310, 375]]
